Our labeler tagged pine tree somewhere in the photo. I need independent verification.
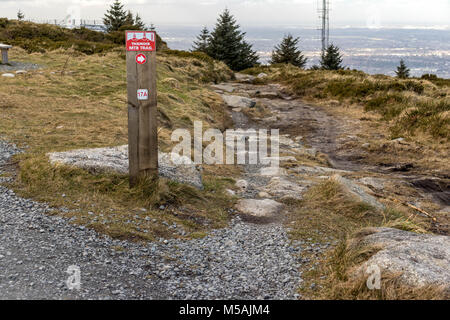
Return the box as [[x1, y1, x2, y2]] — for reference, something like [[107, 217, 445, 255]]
[[124, 10, 134, 27], [320, 44, 344, 70], [207, 9, 259, 71], [270, 34, 307, 68], [17, 10, 25, 21], [235, 41, 259, 71], [134, 13, 146, 30], [103, 0, 128, 32], [395, 59, 410, 79], [192, 27, 210, 53]]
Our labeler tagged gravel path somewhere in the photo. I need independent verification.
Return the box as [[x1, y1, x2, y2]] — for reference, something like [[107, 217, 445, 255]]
[[0, 140, 303, 299], [0, 61, 42, 72]]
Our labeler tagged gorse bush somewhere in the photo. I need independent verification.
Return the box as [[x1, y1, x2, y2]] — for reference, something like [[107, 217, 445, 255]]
[[325, 79, 425, 98], [161, 50, 233, 83], [0, 18, 10, 28], [391, 100, 450, 138], [164, 50, 215, 64], [0, 19, 166, 54]]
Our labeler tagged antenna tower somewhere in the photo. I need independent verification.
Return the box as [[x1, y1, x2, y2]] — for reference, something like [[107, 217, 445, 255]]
[[318, 0, 330, 53]]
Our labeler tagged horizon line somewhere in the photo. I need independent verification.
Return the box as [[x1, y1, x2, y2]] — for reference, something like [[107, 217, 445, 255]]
[[5, 17, 449, 31]]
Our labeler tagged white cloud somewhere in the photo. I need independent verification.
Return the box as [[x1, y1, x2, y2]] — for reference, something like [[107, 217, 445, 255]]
[[1, 0, 448, 27]]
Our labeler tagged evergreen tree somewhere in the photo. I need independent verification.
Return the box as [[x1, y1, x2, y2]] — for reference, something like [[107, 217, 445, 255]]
[[17, 10, 25, 21], [124, 10, 134, 27], [134, 13, 146, 30], [395, 59, 410, 79], [192, 27, 210, 53], [320, 44, 344, 70], [207, 9, 259, 71], [235, 41, 259, 71], [270, 34, 307, 68], [103, 0, 128, 32]]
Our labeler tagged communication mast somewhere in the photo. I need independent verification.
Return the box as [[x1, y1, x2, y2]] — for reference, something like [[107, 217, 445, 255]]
[[318, 0, 330, 53]]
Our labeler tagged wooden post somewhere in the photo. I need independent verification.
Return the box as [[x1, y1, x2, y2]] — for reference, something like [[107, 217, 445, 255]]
[[0, 44, 12, 64], [126, 31, 158, 187], [1, 49, 8, 64]]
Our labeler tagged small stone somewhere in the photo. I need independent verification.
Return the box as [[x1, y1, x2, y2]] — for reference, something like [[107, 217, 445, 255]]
[[226, 189, 236, 196], [258, 192, 270, 198], [260, 167, 286, 176], [235, 179, 248, 191]]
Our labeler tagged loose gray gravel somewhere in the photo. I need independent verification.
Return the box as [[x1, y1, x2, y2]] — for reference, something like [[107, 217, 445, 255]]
[[0, 61, 42, 72], [0, 139, 304, 300]]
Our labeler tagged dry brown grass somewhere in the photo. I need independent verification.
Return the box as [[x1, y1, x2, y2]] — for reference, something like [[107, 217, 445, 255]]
[[0, 47, 241, 241], [287, 180, 422, 242], [287, 180, 431, 299], [316, 236, 448, 300]]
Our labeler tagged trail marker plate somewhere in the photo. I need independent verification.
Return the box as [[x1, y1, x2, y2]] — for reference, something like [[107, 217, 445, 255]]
[[126, 31, 156, 52], [136, 53, 147, 64], [137, 89, 149, 100]]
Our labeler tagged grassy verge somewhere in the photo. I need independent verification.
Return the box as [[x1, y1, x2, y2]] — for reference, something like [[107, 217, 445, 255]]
[[286, 179, 433, 299], [0, 46, 240, 241], [319, 231, 448, 300]]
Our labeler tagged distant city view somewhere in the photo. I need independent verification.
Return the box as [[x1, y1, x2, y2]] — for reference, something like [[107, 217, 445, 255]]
[[158, 26, 450, 78], [14, 18, 450, 78]]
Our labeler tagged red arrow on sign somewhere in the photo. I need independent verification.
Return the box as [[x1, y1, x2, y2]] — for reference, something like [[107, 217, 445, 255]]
[[136, 53, 147, 65]]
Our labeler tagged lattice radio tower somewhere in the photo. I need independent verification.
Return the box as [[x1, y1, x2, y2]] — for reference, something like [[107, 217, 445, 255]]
[[318, 0, 330, 53]]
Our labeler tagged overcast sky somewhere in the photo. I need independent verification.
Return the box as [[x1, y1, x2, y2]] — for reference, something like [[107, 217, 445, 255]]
[[1, 0, 449, 28]]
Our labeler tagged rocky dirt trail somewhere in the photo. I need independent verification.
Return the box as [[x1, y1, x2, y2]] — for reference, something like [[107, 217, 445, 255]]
[[1, 73, 448, 299], [216, 75, 450, 293], [216, 75, 449, 230]]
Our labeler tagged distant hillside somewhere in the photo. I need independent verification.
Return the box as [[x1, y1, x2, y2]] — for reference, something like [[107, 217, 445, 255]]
[[0, 18, 167, 54]]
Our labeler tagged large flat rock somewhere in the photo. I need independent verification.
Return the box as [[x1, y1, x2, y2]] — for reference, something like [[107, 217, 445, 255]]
[[211, 83, 235, 93], [221, 95, 256, 108], [261, 177, 310, 200], [356, 228, 450, 290], [47, 145, 203, 189], [235, 199, 283, 218]]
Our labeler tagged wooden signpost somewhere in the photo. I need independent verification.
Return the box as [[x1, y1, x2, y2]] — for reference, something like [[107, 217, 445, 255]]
[[126, 31, 158, 187], [0, 44, 12, 64]]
